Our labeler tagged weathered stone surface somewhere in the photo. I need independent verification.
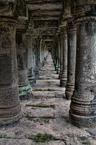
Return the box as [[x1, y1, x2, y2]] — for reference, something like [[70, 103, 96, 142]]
[[25, 107, 55, 118], [60, 26, 67, 87], [0, 139, 32, 145], [1, 0, 96, 144], [0, 17, 21, 125], [18, 69, 32, 99], [65, 20, 76, 100], [70, 16, 96, 127], [17, 33, 32, 99], [0, 53, 94, 145]]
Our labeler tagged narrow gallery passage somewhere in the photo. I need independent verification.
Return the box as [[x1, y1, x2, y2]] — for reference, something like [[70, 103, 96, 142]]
[[0, 52, 95, 145], [1, 0, 96, 145]]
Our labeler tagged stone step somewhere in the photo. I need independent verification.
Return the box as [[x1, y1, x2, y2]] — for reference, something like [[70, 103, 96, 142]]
[[0, 139, 32, 145], [25, 104, 55, 109], [36, 79, 60, 84], [0, 139, 66, 145], [22, 97, 65, 106], [24, 108, 55, 119], [33, 87, 65, 92], [32, 91, 65, 99]]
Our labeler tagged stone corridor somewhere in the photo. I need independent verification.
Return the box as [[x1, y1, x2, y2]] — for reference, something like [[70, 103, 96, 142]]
[[0, 54, 95, 145], [1, 0, 96, 144]]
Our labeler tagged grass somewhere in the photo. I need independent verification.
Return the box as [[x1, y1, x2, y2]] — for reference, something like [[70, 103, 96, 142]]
[[28, 133, 56, 143], [26, 104, 55, 109], [25, 114, 55, 122]]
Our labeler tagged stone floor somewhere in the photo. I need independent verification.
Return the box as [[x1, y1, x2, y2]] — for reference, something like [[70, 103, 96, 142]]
[[0, 54, 96, 145]]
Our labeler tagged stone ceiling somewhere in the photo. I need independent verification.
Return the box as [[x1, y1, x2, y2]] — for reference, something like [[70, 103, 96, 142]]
[[25, 0, 64, 43]]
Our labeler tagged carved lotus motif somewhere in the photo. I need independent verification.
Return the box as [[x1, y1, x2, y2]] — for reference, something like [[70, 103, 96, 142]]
[[0, 1, 15, 16]]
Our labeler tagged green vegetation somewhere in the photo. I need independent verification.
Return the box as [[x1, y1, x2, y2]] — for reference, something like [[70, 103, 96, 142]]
[[32, 133, 56, 143], [26, 104, 55, 109]]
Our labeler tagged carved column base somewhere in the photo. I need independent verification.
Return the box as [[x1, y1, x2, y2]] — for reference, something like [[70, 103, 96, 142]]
[[28, 68, 33, 85], [19, 69, 32, 100], [0, 86, 21, 125], [57, 67, 60, 75], [55, 64, 59, 74], [28, 68, 36, 86], [0, 112, 21, 126], [70, 112, 96, 127], [34, 68, 39, 80], [60, 72, 67, 87], [65, 83, 74, 100]]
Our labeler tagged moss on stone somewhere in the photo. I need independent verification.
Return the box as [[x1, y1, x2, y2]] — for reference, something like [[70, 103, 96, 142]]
[[25, 114, 55, 121], [0, 134, 7, 138], [26, 104, 55, 109], [19, 84, 32, 97], [32, 133, 55, 143]]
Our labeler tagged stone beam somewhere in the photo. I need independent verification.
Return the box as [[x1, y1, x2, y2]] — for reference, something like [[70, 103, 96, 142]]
[[31, 10, 61, 17], [34, 20, 58, 28], [27, 3, 62, 11], [0, 0, 16, 17], [26, 0, 63, 4], [31, 17, 59, 21], [44, 39, 54, 42]]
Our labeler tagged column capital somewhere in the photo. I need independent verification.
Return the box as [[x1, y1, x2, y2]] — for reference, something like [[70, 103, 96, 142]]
[[59, 21, 67, 38], [75, 16, 96, 25], [67, 18, 77, 32], [74, 0, 96, 6], [63, 0, 72, 20], [16, 16, 28, 32], [0, 0, 16, 17], [72, 1, 96, 18], [60, 20, 67, 28], [0, 16, 17, 27], [0, 0, 27, 18]]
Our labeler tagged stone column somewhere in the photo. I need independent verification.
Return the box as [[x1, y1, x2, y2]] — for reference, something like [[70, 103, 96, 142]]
[[52, 45, 56, 70], [0, 17, 21, 125], [40, 39, 44, 67], [26, 34, 35, 85], [65, 20, 76, 100], [17, 33, 32, 100], [32, 38, 37, 85], [58, 34, 61, 78], [70, 14, 96, 127], [60, 25, 68, 87], [41, 41, 46, 67], [57, 37, 60, 74], [59, 32, 63, 80], [35, 38, 40, 80], [53, 41, 58, 73], [55, 39, 59, 74]]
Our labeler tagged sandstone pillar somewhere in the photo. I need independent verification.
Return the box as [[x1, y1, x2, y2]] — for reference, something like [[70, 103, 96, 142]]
[[57, 37, 61, 74], [17, 33, 32, 100], [65, 20, 76, 100], [59, 32, 63, 80], [58, 34, 61, 78], [0, 17, 21, 125], [53, 41, 58, 73], [52, 46, 56, 70], [60, 26, 68, 87], [31, 39, 36, 85], [70, 8, 96, 127], [40, 39, 45, 67], [35, 38, 40, 80], [26, 35, 35, 85], [55, 40, 59, 74]]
